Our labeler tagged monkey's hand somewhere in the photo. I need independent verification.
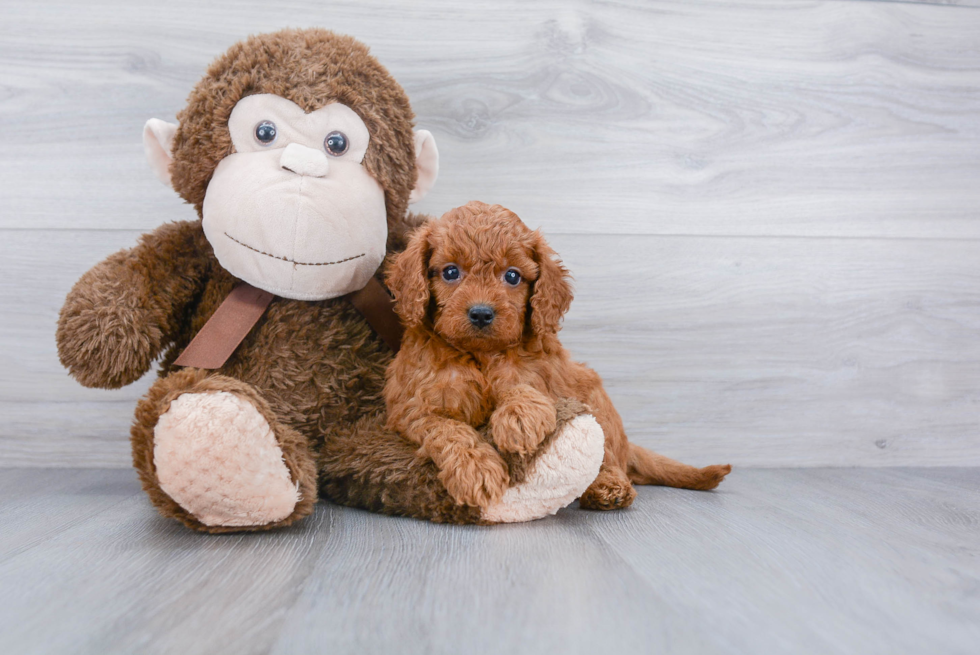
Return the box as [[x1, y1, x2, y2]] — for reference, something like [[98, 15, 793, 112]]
[[489, 385, 557, 457], [57, 221, 209, 389], [56, 250, 166, 389]]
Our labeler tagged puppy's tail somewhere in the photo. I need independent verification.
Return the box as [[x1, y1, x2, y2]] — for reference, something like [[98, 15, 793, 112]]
[[627, 443, 731, 491]]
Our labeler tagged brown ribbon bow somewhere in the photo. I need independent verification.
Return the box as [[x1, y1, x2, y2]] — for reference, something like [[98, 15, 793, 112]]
[[174, 277, 402, 370]]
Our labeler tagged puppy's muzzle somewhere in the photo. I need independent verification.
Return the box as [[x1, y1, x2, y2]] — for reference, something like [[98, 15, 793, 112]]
[[468, 304, 495, 329]]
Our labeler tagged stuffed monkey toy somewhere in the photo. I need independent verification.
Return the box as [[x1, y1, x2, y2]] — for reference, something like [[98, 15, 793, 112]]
[[55, 29, 605, 532]]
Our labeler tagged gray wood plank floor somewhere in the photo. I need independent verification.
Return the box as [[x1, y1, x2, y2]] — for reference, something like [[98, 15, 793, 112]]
[[1, 468, 977, 655]]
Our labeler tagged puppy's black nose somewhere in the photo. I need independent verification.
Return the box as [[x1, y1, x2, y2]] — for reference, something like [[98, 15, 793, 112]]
[[468, 305, 495, 328]]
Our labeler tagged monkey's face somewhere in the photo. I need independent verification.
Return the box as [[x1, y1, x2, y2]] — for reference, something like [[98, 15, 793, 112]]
[[202, 94, 387, 300]]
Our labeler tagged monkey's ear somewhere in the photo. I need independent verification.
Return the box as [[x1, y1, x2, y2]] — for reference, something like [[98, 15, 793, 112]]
[[142, 119, 178, 187], [386, 222, 434, 328], [408, 129, 439, 204]]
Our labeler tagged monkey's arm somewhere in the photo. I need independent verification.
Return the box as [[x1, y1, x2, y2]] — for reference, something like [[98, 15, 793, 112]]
[[56, 220, 210, 389]]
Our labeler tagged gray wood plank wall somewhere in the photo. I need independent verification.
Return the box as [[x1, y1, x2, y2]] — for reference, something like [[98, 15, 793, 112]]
[[1, 0, 978, 467]]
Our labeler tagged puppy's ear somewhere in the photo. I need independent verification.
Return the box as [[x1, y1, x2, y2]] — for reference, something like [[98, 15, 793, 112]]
[[528, 230, 573, 336], [387, 222, 434, 328]]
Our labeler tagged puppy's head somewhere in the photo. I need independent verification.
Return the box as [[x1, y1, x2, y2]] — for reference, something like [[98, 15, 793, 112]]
[[387, 201, 573, 352]]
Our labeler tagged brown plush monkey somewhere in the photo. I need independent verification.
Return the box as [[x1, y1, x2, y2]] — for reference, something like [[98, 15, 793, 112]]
[[55, 29, 605, 532]]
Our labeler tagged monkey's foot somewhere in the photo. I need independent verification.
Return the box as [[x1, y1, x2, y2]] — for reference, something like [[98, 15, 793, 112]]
[[481, 413, 604, 523], [153, 391, 299, 527]]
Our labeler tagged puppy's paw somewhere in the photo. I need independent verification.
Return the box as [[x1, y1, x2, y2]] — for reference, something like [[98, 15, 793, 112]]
[[439, 443, 510, 508], [579, 469, 637, 511], [490, 394, 557, 457], [481, 413, 604, 524]]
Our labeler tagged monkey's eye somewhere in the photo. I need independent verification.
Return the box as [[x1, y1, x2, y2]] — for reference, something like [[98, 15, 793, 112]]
[[441, 265, 461, 282], [324, 131, 349, 156], [503, 269, 522, 286], [254, 121, 277, 145]]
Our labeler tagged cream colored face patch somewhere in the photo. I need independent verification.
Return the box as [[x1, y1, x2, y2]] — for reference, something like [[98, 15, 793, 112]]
[[202, 94, 387, 300], [227, 94, 371, 162]]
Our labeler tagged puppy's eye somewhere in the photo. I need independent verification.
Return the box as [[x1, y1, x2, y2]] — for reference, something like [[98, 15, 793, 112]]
[[442, 265, 461, 282], [503, 269, 522, 286], [254, 121, 277, 145], [324, 131, 349, 156]]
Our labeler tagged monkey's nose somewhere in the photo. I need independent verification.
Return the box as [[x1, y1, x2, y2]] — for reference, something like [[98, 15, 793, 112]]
[[280, 143, 329, 177], [468, 305, 495, 329]]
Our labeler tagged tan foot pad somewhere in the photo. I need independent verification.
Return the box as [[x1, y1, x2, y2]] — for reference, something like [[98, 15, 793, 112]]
[[153, 391, 299, 527], [482, 414, 604, 523]]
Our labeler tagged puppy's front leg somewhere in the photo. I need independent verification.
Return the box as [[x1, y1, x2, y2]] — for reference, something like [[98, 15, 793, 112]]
[[407, 415, 510, 508], [490, 385, 557, 457]]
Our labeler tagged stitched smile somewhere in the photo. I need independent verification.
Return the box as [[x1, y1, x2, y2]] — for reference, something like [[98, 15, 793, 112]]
[[224, 232, 366, 266]]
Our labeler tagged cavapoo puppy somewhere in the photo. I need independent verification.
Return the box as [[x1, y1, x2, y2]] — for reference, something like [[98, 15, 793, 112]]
[[385, 201, 730, 510]]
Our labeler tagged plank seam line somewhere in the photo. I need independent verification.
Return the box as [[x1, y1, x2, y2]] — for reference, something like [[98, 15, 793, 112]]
[[3, 228, 980, 243], [847, 0, 980, 9]]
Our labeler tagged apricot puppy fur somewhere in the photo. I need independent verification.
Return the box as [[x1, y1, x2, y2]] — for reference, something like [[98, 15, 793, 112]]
[[385, 201, 731, 510]]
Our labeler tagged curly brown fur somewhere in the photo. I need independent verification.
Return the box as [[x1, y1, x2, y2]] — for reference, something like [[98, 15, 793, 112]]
[[317, 410, 484, 524], [57, 221, 208, 388], [86, 214, 409, 532], [55, 30, 481, 532], [320, 397, 588, 522], [499, 397, 588, 486], [386, 202, 732, 512]]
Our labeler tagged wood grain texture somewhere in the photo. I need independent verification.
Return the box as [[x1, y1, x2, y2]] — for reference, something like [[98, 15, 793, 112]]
[[556, 233, 980, 467], [1, 0, 979, 467], [0, 467, 977, 655], [2, 230, 978, 467], [0, 0, 978, 237]]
